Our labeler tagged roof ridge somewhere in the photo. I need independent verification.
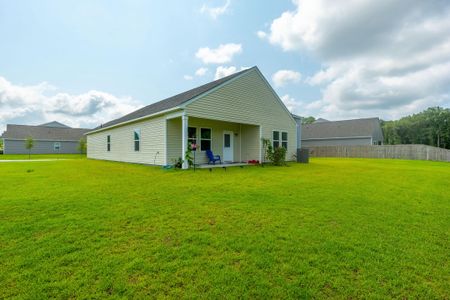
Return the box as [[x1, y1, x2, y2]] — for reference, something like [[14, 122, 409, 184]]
[[307, 117, 380, 125], [6, 124, 90, 130], [95, 66, 257, 131]]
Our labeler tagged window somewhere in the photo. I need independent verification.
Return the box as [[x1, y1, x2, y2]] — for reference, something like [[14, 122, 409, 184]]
[[273, 131, 280, 148], [224, 134, 231, 148], [188, 127, 197, 146], [200, 128, 211, 151], [107, 135, 111, 151], [273, 131, 288, 149], [134, 129, 140, 151], [282, 132, 288, 149], [54, 142, 61, 151]]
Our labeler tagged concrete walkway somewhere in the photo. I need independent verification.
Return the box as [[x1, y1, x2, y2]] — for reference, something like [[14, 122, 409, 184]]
[[0, 159, 69, 163]]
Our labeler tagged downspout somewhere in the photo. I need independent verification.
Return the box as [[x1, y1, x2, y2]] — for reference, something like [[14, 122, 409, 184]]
[[239, 123, 242, 162]]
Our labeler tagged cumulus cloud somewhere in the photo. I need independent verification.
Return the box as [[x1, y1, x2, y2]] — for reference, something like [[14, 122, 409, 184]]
[[272, 70, 302, 87], [0, 76, 141, 132], [200, 0, 230, 19], [195, 43, 242, 64], [281, 94, 302, 113], [214, 66, 249, 80], [214, 66, 238, 80], [263, 0, 450, 119], [195, 67, 208, 76], [256, 31, 267, 39]]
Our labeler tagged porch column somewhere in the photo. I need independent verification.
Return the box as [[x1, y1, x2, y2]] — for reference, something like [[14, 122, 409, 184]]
[[259, 125, 263, 162], [181, 114, 189, 169]]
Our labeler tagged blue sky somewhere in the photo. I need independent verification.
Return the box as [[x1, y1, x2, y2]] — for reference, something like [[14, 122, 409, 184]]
[[1, 0, 450, 130]]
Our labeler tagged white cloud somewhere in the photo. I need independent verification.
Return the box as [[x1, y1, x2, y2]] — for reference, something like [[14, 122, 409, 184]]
[[214, 66, 237, 80], [195, 67, 208, 76], [272, 70, 302, 87], [183, 75, 194, 80], [256, 30, 267, 39], [195, 43, 242, 64], [281, 94, 302, 113], [214, 66, 249, 80], [263, 0, 450, 119], [0, 76, 141, 132], [200, 0, 230, 19]]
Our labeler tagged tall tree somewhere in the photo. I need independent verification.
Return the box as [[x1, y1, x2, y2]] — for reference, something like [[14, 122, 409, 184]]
[[382, 107, 450, 149], [25, 136, 34, 159], [78, 138, 87, 156], [301, 116, 316, 125]]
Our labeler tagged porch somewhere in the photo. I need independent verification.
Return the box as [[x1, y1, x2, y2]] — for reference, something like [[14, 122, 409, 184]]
[[166, 114, 261, 169], [196, 162, 249, 169]]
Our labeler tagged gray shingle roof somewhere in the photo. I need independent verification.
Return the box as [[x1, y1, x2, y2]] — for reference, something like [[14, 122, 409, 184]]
[[302, 118, 382, 139], [1, 124, 90, 141], [95, 67, 256, 131], [39, 121, 71, 128]]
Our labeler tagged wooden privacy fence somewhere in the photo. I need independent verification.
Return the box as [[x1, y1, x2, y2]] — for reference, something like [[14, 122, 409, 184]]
[[307, 144, 450, 162]]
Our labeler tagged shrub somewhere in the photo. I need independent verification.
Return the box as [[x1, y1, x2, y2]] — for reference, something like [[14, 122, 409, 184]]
[[262, 138, 287, 166], [272, 146, 287, 166], [173, 157, 183, 169], [184, 143, 194, 167]]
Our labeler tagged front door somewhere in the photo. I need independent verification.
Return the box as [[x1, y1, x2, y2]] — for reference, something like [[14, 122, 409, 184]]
[[223, 131, 233, 162]]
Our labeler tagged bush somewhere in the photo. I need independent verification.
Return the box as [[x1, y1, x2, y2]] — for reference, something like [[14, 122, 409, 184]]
[[173, 157, 183, 169], [272, 146, 287, 166], [262, 138, 287, 166]]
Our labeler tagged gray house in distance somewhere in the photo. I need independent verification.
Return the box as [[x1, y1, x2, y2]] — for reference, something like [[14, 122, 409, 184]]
[[1, 121, 90, 154], [301, 117, 384, 147]]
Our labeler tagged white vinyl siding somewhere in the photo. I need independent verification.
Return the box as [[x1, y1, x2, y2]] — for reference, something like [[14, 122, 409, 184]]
[[87, 115, 166, 165], [184, 69, 297, 161]]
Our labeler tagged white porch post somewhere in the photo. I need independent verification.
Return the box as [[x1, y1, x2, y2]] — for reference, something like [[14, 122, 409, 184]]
[[259, 125, 263, 162], [181, 114, 189, 169]]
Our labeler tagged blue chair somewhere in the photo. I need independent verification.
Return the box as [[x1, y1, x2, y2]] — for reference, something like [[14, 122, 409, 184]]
[[206, 150, 221, 165]]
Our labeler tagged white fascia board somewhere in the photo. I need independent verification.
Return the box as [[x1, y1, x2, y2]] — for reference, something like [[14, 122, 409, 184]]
[[85, 107, 181, 135], [252, 68, 297, 126], [179, 68, 255, 109]]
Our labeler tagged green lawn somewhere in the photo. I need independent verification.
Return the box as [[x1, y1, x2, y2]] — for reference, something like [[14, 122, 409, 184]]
[[0, 158, 449, 298], [0, 154, 85, 160]]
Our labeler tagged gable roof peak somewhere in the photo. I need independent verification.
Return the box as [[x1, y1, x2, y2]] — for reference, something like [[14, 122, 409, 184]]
[[91, 66, 259, 132], [39, 121, 71, 128]]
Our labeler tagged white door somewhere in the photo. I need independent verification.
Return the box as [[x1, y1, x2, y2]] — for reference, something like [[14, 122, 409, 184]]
[[223, 131, 234, 162]]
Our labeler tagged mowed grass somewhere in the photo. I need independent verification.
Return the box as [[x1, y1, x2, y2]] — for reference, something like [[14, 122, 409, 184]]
[[0, 158, 449, 299], [0, 154, 85, 160]]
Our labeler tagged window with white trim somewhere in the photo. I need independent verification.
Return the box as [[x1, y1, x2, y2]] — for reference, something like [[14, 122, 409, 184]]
[[188, 127, 197, 147], [281, 132, 288, 149], [54, 142, 61, 151], [273, 131, 280, 148], [107, 135, 111, 151], [200, 128, 211, 151], [273, 131, 288, 149], [134, 129, 140, 151]]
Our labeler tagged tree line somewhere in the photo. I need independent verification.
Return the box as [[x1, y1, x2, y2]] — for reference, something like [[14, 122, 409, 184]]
[[381, 107, 450, 149], [301, 106, 450, 149]]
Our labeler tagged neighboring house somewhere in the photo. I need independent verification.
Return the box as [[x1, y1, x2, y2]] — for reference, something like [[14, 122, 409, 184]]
[[1, 122, 90, 154], [86, 66, 298, 168], [291, 114, 302, 149], [301, 117, 384, 147]]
